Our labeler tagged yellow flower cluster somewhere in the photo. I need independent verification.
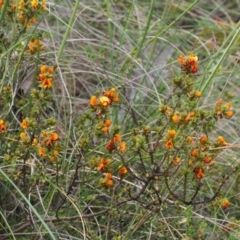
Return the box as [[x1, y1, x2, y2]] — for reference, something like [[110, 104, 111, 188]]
[[90, 88, 119, 108], [1, 0, 47, 27], [19, 118, 59, 162], [95, 157, 128, 187]]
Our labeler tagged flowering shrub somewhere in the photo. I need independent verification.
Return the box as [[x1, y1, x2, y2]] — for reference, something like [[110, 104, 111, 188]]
[[79, 56, 235, 208]]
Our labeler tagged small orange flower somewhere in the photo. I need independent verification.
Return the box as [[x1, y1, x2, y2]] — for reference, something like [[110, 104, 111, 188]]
[[42, 132, 59, 147], [221, 198, 230, 209], [195, 91, 202, 98], [97, 158, 111, 172], [172, 114, 181, 123], [28, 39, 43, 54], [119, 166, 128, 175], [119, 141, 126, 151], [191, 149, 198, 157], [106, 179, 113, 186], [218, 136, 227, 146], [105, 173, 112, 179], [99, 96, 111, 107], [50, 133, 59, 141], [31, 0, 38, 8], [104, 119, 112, 127], [105, 173, 114, 186], [20, 132, 27, 139], [105, 140, 115, 151], [102, 119, 112, 132], [32, 138, 38, 146], [168, 129, 176, 138], [102, 126, 109, 133], [0, 119, 7, 133], [38, 147, 47, 157], [48, 67, 54, 74], [203, 156, 211, 163], [165, 139, 174, 149], [46, 132, 59, 146], [20, 119, 29, 129], [40, 65, 47, 73], [194, 167, 204, 179], [200, 135, 207, 144], [113, 134, 121, 143], [103, 88, 119, 102], [42, 78, 52, 89], [172, 157, 181, 165], [225, 102, 232, 109], [224, 111, 234, 118], [90, 96, 97, 106]]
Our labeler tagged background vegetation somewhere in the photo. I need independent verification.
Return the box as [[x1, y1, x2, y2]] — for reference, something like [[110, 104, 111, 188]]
[[1, 0, 240, 239]]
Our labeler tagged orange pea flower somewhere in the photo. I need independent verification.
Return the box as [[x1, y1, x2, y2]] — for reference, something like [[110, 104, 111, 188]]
[[28, 39, 43, 53], [191, 149, 198, 157], [165, 139, 174, 149], [105, 173, 114, 186], [172, 114, 181, 123], [103, 88, 119, 102], [119, 166, 128, 175], [0, 119, 7, 133], [224, 111, 234, 118], [194, 167, 204, 179], [203, 156, 211, 163], [105, 140, 115, 151], [168, 129, 176, 138], [195, 91, 202, 98], [41, 132, 59, 147], [42, 78, 52, 89], [113, 134, 121, 143], [200, 135, 207, 144], [218, 136, 227, 146], [119, 141, 126, 151], [31, 0, 38, 8], [99, 96, 111, 107], [185, 112, 195, 122], [40, 65, 47, 74], [38, 147, 47, 157], [20, 119, 29, 129], [90, 96, 98, 106], [20, 132, 27, 139], [97, 158, 111, 172], [102, 119, 112, 132], [226, 102, 232, 109], [32, 138, 38, 146], [104, 119, 112, 127], [50, 133, 59, 141], [221, 198, 230, 209]]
